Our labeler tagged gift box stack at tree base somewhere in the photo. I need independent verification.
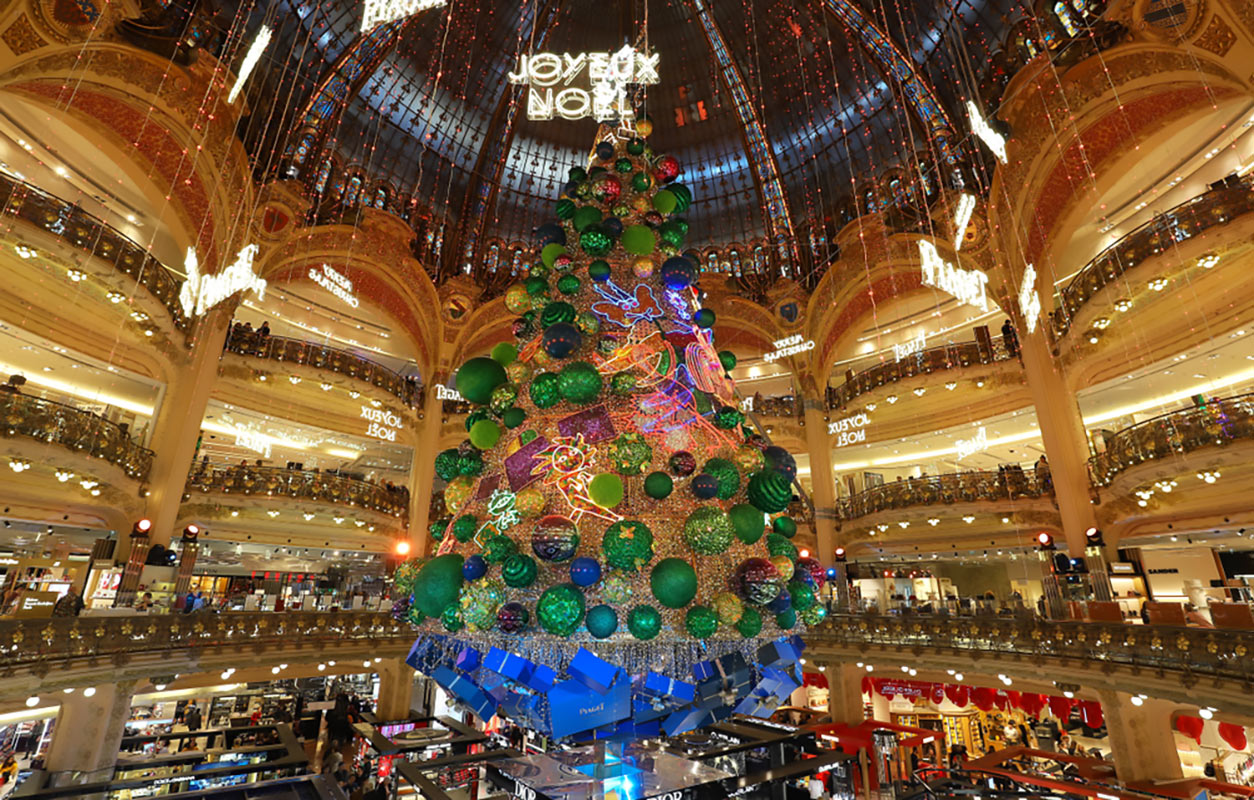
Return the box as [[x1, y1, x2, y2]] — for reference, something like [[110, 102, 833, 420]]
[[391, 123, 826, 740]]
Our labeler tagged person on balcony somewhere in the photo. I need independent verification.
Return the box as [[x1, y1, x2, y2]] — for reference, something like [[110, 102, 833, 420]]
[[51, 589, 83, 617], [0, 374, 25, 394], [1001, 319, 1020, 358]]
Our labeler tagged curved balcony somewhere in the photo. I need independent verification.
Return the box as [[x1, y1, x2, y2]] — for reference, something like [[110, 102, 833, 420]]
[[1051, 176, 1254, 338], [837, 468, 1052, 521], [185, 464, 408, 517], [0, 173, 190, 332], [827, 340, 1015, 412], [224, 328, 422, 408], [1089, 392, 1254, 486], [0, 392, 153, 480]]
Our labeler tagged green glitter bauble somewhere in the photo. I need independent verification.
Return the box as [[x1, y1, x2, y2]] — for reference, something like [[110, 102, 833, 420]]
[[773, 516, 798, 538], [766, 533, 798, 560], [729, 504, 766, 544], [435, 449, 460, 481], [702, 458, 741, 499], [736, 606, 763, 638], [597, 336, 619, 355], [502, 554, 538, 588], [801, 605, 827, 626], [748, 469, 793, 513], [519, 430, 538, 446], [588, 260, 612, 281], [609, 432, 652, 475], [601, 520, 654, 571], [713, 406, 744, 430], [461, 579, 505, 630], [455, 357, 508, 405], [572, 205, 601, 232], [457, 451, 484, 477], [465, 409, 490, 432], [735, 446, 765, 473], [788, 580, 816, 611], [558, 361, 603, 403], [621, 224, 655, 255], [541, 301, 577, 327], [502, 407, 527, 428], [468, 419, 501, 450], [451, 515, 478, 543], [610, 372, 636, 394], [491, 342, 518, 365], [602, 572, 632, 604], [405, 604, 427, 625], [718, 350, 737, 371], [489, 384, 518, 414], [580, 227, 613, 257], [413, 554, 464, 618], [643, 471, 673, 500], [530, 372, 562, 408], [626, 139, 646, 156], [556, 198, 576, 219], [585, 604, 619, 639], [588, 473, 624, 509], [611, 203, 631, 217], [556, 274, 582, 295], [682, 506, 734, 555], [576, 311, 601, 336], [631, 171, 652, 192], [525, 276, 549, 296], [776, 608, 798, 630], [429, 517, 450, 542], [650, 558, 697, 608], [505, 284, 531, 313], [441, 603, 464, 632], [614, 157, 634, 173], [685, 605, 719, 639], [536, 584, 586, 636], [483, 535, 519, 564], [628, 605, 662, 640], [670, 184, 692, 212], [530, 262, 551, 279]]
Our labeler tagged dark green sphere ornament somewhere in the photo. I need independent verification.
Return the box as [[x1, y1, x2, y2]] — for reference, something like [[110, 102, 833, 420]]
[[773, 516, 798, 538], [455, 357, 508, 405], [435, 449, 460, 481], [609, 432, 653, 475], [682, 507, 734, 555], [413, 554, 464, 618], [643, 471, 673, 499], [736, 606, 763, 638], [775, 608, 798, 630], [601, 520, 654, 571], [572, 205, 601, 232], [588, 260, 612, 282], [748, 469, 793, 513], [718, 350, 737, 371], [568, 166, 587, 182], [693, 308, 716, 329], [615, 157, 634, 173], [457, 451, 484, 476], [555, 198, 576, 219], [525, 276, 549, 296], [788, 580, 817, 611], [483, 535, 519, 564], [441, 603, 464, 632], [626, 138, 646, 156], [556, 274, 582, 295], [713, 405, 745, 430], [650, 558, 697, 608], [585, 604, 619, 639], [536, 584, 586, 637], [628, 605, 662, 640], [702, 457, 741, 499], [729, 503, 766, 544], [540, 301, 577, 327], [631, 171, 653, 192], [766, 533, 798, 560], [529, 373, 562, 409], [502, 553, 538, 588], [558, 361, 603, 403], [685, 605, 719, 639], [579, 226, 613, 256], [451, 515, 478, 543], [502, 407, 527, 429]]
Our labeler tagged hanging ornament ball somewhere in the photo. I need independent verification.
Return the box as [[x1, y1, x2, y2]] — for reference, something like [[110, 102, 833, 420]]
[[801, 605, 827, 626], [556, 198, 576, 220], [429, 518, 449, 542], [717, 350, 738, 372], [458, 450, 485, 477], [621, 224, 656, 255], [529, 372, 562, 408], [602, 572, 632, 604], [736, 606, 763, 638], [732, 557, 783, 606], [441, 603, 464, 632], [597, 335, 620, 355], [636, 118, 654, 137], [653, 189, 678, 215], [595, 141, 615, 161], [702, 457, 741, 498], [766, 533, 798, 560], [514, 487, 546, 517], [669, 451, 697, 476], [771, 554, 796, 583], [660, 257, 695, 289], [729, 504, 766, 544], [455, 357, 508, 405], [497, 602, 530, 633], [764, 446, 798, 480], [796, 557, 826, 588], [713, 405, 745, 430], [588, 473, 624, 509], [569, 166, 588, 182], [435, 449, 460, 481], [644, 210, 665, 226], [669, 184, 693, 212], [631, 195, 652, 213], [609, 432, 653, 475], [445, 476, 475, 514], [576, 311, 601, 336], [513, 316, 535, 341], [602, 217, 623, 238], [505, 285, 532, 313], [683, 506, 734, 554], [580, 226, 613, 257], [632, 256, 655, 278], [644, 471, 674, 499], [650, 558, 698, 608], [464, 409, 490, 432], [767, 588, 792, 615], [773, 516, 798, 538], [489, 342, 518, 367], [525, 277, 549, 297], [572, 205, 601, 232], [748, 469, 793, 513], [489, 383, 516, 413], [685, 605, 719, 639], [532, 515, 580, 562], [452, 515, 479, 543], [462, 579, 506, 630], [502, 407, 528, 429], [612, 158, 633, 175], [501, 553, 539, 588], [541, 323, 583, 360], [541, 300, 577, 326], [631, 171, 653, 192], [535, 222, 566, 246], [628, 605, 662, 640], [693, 308, 716, 329], [558, 360, 603, 404], [570, 556, 603, 587], [690, 473, 719, 500], [789, 580, 817, 611], [653, 154, 681, 183], [610, 372, 637, 394], [554, 254, 574, 272], [612, 202, 632, 217], [601, 519, 654, 571], [413, 554, 465, 618], [483, 534, 519, 564], [468, 419, 501, 450], [627, 138, 646, 155], [713, 592, 745, 625], [585, 604, 618, 639], [537, 584, 587, 636], [462, 554, 488, 581], [541, 242, 568, 268], [776, 608, 798, 630], [588, 260, 612, 282], [556, 274, 582, 296]]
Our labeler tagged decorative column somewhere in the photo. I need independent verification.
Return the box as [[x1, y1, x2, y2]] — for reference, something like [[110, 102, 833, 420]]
[[114, 522, 151, 609], [408, 384, 445, 556], [824, 662, 866, 725], [830, 548, 852, 612], [801, 375, 837, 567], [1096, 691, 1184, 784], [375, 657, 417, 721], [43, 681, 136, 790], [172, 524, 201, 602], [1037, 547, 1065, 619]]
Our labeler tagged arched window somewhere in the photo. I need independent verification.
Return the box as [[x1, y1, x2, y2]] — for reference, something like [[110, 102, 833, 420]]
[[314, 158, 334, 194], [372, 186, 389, 209], [511, 249, 523, 276], [486, 244, 501, 274], [705, 252, 718, 274], [1053, 2, 1080, 35], [293, 133, 315, 166], [753, 246, 767, 273], [343, 175, 363, 207], [729, 250, 742, 277]]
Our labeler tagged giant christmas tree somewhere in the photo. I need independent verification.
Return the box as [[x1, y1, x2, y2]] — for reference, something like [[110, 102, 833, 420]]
[[393, 125, 825, 738]]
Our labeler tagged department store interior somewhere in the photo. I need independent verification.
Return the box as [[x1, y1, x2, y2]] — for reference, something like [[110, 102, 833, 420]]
[[1, 0, 1253, 797]]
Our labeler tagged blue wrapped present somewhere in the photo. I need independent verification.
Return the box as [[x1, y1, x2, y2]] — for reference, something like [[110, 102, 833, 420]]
[[430, 664, 460, 692], [523, 664, 556, 693], [569, 648, 618, 694], [759, 665, 802, 697], [593, 719, 661, 740], [692, 651, 749, 684], [632, 697, 677, 724], [455, 647, 481, 672], [733, 690, 782, 719], [695, 664, 752, 702], [483, 647, 535, 683], [405, 637, 445, 674], [501, 692, 541, 726], [640, 672, 696, 704], [757, 636, 804, 667], [663, 706, 712, 737], [546, 674, 630, 739], [442, 670, 498, 722], [479, 672, 510, 705]]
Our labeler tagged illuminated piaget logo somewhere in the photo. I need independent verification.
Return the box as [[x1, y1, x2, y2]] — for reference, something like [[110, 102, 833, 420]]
[[955, 427, 989, 460], [1018, 264, 1041, 334], [435, 385, 464, 401], [508, 46, 660, 122], [918, 240, 988, 312], [179, 245, 267, 317], [309, 264, 359, 308], [892, 332, 927, 363], [763, 334, 814, 363], [360, 0, 446, 31], [362, 406, 402, 442]]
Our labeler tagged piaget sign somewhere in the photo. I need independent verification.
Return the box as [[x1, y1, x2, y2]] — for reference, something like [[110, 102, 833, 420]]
[[763, 334, 815, 362], [829, 412, 870, 446], [918, 240, 988, 312], [362, 406, 402, 442], [508, 46, 660, 121]]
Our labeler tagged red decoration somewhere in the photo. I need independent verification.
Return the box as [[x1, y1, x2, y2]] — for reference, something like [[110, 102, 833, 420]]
[[653, 155, 680, 184], [1219, 722, 1247, 751], [1048, 696, 1073, 720], [945, 684, 969, 708], [930, 684, 945, 706], [1079, 701, 1103, 730], [1006, 690, 1022, 709], [971, 687, 997, 712], [1176, 715, 1204, 743], [1020, 694, 1047, 718], [861, 675, 873, 696]]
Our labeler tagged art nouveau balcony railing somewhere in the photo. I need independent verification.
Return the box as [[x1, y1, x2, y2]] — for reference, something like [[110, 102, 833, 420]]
[[0, 392, 153, 481], [1051, 176, 1254, 337], [0, 611, 406, 671], [827, 340, 1015, 412], [836, 468, 1052, 521], [808, 613, 1254, 685], [185, 464, 408, 517], [224, 330, 422, 408], [0, 172, 190, 332], [1089, 392, 1254, 486]]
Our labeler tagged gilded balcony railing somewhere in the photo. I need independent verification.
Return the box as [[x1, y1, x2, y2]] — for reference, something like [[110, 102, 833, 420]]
[[837, 467, 1052, 521], [0, 172, 191, 332], [0, 611, 406, 670], [808, 613, 1254, 684], [1052, 176, 1254, 337], [224, 328, 422, 408], [185, 464, 408, 517], [1089, 392, 1254, 486], [0, 392, 153, 481], [827, 340, 1014, 411]]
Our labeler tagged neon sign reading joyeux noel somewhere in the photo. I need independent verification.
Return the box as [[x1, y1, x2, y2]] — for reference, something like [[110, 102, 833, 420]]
[[361, 406, 402, 442], [508, 47, 659, 122], [829, 413, 870, 446]]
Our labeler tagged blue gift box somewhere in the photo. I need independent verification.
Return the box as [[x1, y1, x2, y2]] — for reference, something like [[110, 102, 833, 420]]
[[696, 668, 752, 701], [759, 665, 801, 697], [483, 647, 535, 683], [692, 651, 749, 684], [455, 647, 481, 672], [442, 670, 498, 722], [430, 664, 459, 692], [640, 672, 696, 704], [733, 691, 781, 719], [594, 719, 661, 741], [757, 636, 804, 667], [663, 706, 712, 737], [632, 697, 677, 724], [406, 637, 446, 674], [569, 648, 619, 694], [479, 673, 510, 705], [501, 692, 541, 725], [523, 664, 556, 693], [546, 675, 630, 739]]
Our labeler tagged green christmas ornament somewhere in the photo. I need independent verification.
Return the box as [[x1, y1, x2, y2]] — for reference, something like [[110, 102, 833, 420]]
[[606, 372, 635, 394], [597, 336, 620, 355], [713, 406, 744, 430], [502, 407, 527, 428], [588, 473, 624, 509], [669, 183, 692, 211], [530, 372, 562, 408], [579, 227, 612, 257], [612, 203, 631, 217], [435, 449, 460, 481], [801, 605, 827, 626], [525, 276, 549, 296], [718, 350, 737, 371], [650, 558, 697, 608], [642, 472, 672, 500], [748, 469, 793, 513], [631, 171, 652, 192], [461, 579, 505, 630], [483, 534, 519, 564], [729, 504, 766, 544], [776, 608, 798, 630], [489, 384, 518, 414], [626, 138, 646, 156], [568, 166, 588, 182], [685, 605, 719, 639], [693, 308, 716, 329], [455, 357, 508, 405], [429, 517, 450, 541], [585, 604, 619, 639], [702, 458, 741, 499], [736, 606, 763, 638], [556, 198, 576, 219], [683, 506, 734, 555], [519, 430, 538, 446], [491, 342, 518, 366], [469, 419, 502, 450], [621, 224, 656, 255], [766, 533, 798, 560], [602, 572, 632, 604], [465, 409, 490, 432], [628, 605, 662, 640], [405, 604, 427, 625], [653, 189, 678, 215], [558, 361, 603, 403], [441, 603, 464, 632], [556, 274, 582, 295], [601, 520, 654, 571], [659, 221, 687, 248], [609, 432, 652, 475], [502, 553, 539, 588], [451, 515, 478, 543], [540, 301, 577, 327], [536, 584, 586, 636], [576, 311, 601, 336], [773, 516, 798, 538], [588, 260, 612, 281], [413, 554, 464, 618], [788, 580, 816, 611], [541, 242, 568, 268], [457, 450, 484, 476], [614, 157, 634, 173], [572, 205, 602, 232]]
